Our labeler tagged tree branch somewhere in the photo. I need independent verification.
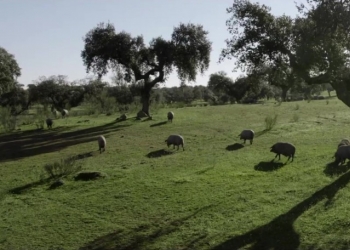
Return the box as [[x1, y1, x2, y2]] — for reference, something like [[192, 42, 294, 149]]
[[131, 61, 163, 83], [144, 57, 158, 68], [148, 69, 165, 88], [130, 64, 142, 81]]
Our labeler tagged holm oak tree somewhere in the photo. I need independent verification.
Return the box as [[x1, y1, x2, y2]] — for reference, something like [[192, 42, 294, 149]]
[[220, 0, 350, 107], [81, 22, 212, 116], [0, 47, 21, 95]]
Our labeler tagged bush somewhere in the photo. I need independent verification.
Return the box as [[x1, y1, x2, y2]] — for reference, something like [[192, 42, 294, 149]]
[[85, 102, 100, 116], [44, 157, 82, 179], [264, 114, 278, 131], [102, 96, 118, 115], [275, 101, 282, 107], [34, 107, 49, 129], [0, 106, 17, 132], [20, 114, 35, 126], [83, 90, 118, 116]]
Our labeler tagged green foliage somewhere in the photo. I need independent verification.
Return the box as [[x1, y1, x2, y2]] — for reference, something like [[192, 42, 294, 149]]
[[221, 0, 350, 107], [0, 106, 16, 132], [33, 107, 49, 129], [84, 89, 118, 116], [0, 84, 30, 115], [264, 114, 278, 131], [81, 22, 212, 82], [0, 47, 21, 95], [108, 85, 134, 105], [275, 100, 282, 106], [44, 157, 82, 179], [171, 23, 212, 82], [29, 75, 86, 110], [81, 21, 212, 114], [208, 71, 234, 96], [20, 114, 35, 126]]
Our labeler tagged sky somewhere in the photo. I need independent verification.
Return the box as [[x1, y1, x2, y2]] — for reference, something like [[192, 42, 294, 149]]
[[0, 0, 302, 88]]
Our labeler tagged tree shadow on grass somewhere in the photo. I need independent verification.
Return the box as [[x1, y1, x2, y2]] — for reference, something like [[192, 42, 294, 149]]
[[212, 170, 350, 250], [9, 177, 53, 194], [80, 204, 214, 250], [0, 125, 79, 142], [150, 121, 168, 127], [226, 143, 244, 151], [115, 117, 133, 123], [146, 149, 174, 158], [324, 161, 350, 177], [0, 122, 131, 162], [141, 117, 153, 122], [254, 161, 285, 172]]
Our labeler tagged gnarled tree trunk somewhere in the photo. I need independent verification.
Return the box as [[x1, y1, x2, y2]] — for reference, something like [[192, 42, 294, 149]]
[[140, 86, 152, 117], [281, 87, 289, 102], [333, 83, 350, 107]]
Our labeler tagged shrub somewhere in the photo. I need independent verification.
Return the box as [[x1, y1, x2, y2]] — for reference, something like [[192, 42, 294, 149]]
[[0, 106, 17, 132], [85, 102, 99, 116], [275, 101, 282, 107], [34, 107, 49, 129], [44, 157, 82, 179], [264, 114, 278, 131], [102, 96, 118, 115], [20, 114, 35, 126]]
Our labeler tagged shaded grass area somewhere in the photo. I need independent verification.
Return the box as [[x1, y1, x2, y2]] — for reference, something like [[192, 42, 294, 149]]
[[80, 205, 214, 250], [2, 99, 350, 249], [0, 121, 130, 162], [9, 177, 53, 195], [212, 169, 350, 250]]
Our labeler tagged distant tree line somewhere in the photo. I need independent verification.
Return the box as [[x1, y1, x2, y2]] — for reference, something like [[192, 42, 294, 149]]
[[0, 43, 337, 123]]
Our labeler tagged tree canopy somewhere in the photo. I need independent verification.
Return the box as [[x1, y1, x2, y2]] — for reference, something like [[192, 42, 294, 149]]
[[0, 47, 21, 95], [220, 0, 350, 107], [81, 22, 212, 115]]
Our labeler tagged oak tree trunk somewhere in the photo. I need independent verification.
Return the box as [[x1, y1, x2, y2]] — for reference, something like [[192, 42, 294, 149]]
[[281, 87, 289, 102], [333, 83, 350, 107], [141, 87, 151, 117]]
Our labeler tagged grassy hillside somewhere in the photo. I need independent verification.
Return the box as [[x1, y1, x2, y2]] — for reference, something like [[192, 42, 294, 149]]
[[1, 97, 350, 250]]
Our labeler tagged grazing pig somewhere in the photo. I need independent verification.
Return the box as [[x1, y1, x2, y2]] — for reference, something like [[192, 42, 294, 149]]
[[165, 134, 184, 151], [97, 135, 107, 153], [270, 142, 296, 162]]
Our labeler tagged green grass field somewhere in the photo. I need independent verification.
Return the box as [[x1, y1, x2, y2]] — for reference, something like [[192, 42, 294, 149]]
[[2, 97, 350, 250]]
